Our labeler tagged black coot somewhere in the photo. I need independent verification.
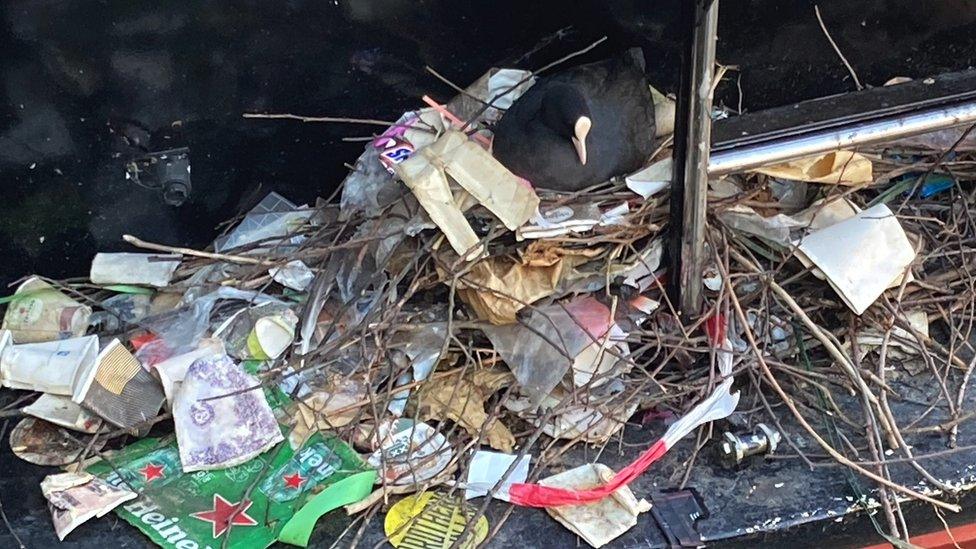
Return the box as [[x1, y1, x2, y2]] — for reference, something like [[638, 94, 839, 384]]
[[492, 48, 656, 192]]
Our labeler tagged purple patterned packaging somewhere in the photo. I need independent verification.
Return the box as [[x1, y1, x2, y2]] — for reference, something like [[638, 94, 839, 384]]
[[173, 354, 284, 472]]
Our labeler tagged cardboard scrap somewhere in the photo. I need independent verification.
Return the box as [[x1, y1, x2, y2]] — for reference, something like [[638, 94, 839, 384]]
[[396, 130, 539, 260], [414, 368, 516, 452], [625, 157, 672, 199], [86, 434, 374, 548], [794, 203, 917, 314], [753, 150, 873, 185], [539, 463, 651, 548]]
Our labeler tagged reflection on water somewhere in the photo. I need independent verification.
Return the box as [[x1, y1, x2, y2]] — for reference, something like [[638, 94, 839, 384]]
[[1, 0, 975, 287]]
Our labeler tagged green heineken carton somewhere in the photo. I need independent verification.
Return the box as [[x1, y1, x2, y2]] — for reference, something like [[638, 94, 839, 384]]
[[87, 434, 375, 548]]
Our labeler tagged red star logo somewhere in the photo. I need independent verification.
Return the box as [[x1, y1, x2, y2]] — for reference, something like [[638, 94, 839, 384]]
[[139, 463, 165, 482], [283, 473, 305, 490], [190, 494, 258, 539]]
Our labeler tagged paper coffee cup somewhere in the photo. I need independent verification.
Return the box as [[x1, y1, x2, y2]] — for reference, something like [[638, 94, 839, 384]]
[[1, 277, 91, 343], [0, 330, 99, 395]]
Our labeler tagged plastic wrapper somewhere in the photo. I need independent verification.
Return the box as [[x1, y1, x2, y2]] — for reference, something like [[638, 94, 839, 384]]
[[269, 260, 314, 291], [90, 293, 152, 333], [139, 287, 281, 353], [214, 192, 313, 253], [386, 323, 446, 415], [173, 354, 283, 472], [483, 297, 627, 407]]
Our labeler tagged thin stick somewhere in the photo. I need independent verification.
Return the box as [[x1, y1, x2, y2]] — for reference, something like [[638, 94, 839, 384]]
[[425, 66, 490, 106], [243, 112, 401, 128], [122, 234, 272, 266], [0, 420, 25, 549], [460, 36, 608, 131], [719, 253, 960, 512], [815, 5, 863, 90]]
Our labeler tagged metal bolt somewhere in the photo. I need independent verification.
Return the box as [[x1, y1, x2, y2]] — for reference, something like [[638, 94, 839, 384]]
[[718, 423, 781, 467]]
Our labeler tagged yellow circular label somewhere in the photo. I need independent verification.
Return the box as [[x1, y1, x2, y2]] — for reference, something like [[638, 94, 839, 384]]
[[384, 492, 489, 549]]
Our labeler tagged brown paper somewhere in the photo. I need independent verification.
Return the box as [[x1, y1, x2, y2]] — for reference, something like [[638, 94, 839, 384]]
[[289, 375, 368, 447], [455, 243, 601, 325], [539, 463, 651, 548], [414, 368, 516, 452], [753, 150, 873, 185]]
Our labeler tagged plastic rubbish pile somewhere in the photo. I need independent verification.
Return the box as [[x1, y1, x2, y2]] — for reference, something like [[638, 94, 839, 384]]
[[4, 66, 976, 548]]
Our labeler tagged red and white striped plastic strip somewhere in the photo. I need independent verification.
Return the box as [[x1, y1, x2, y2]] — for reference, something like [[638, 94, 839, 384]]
[[508, 334, 738, 508]]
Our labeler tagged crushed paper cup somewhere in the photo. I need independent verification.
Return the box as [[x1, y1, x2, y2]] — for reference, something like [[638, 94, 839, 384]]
[[42, 472, 137, 540], [72, 339, 166, 429], [794, 203, 916, 314], [152, 338, 226, 406], [367, 420, 452, 486], [22, 394, 102, 434], [247, 313, 297, 360], [1, 277, 91, 343], [0, 330, 98, 396], [9, 417, 105, 466], [90, 253, 181, 288]]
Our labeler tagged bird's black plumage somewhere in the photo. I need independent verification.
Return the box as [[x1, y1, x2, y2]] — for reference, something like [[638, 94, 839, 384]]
[[492, 48, 656, 192]]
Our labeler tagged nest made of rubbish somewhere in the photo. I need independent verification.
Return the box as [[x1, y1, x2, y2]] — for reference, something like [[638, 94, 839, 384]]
[[11, 63, 976, 547]]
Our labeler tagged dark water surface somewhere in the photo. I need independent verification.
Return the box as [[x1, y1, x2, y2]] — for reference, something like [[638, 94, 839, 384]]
[[3, 3, 976, 547], [0, 0, 975, 288]]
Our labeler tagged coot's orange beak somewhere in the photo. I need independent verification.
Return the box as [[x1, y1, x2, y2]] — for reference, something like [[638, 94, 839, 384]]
[[571, 116, 591, 165]]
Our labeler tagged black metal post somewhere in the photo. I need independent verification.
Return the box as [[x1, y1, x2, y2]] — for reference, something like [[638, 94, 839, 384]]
[[668, 0, 719, 318]]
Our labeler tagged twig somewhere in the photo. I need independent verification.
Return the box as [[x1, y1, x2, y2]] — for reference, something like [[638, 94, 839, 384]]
[[718, 250, 961, 512], [243, 112, 403, 128], [814, 5, 863, 90], [460, 36, 608, 131], [122, 234, 273, 266], [0, 420, 26, 549], [425, 66, 490, 106]]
